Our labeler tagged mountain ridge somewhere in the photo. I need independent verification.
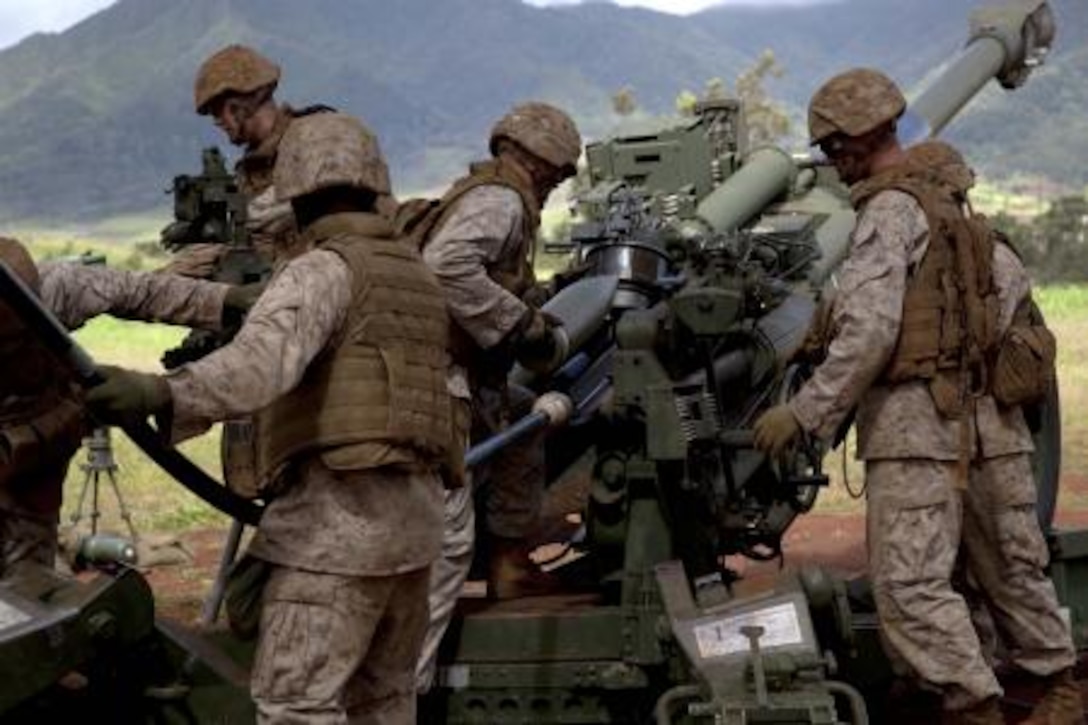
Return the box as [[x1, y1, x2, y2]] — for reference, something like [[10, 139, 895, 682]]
[[0, 0, 1081, 223]]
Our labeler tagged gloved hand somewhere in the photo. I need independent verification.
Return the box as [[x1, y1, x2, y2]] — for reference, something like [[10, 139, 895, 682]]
[[157, 243, 224, 279], [222, 282, 266, 327], [514, 307, 568, 374], [86, 365, 172, 426], [752, 404, 801, 457]]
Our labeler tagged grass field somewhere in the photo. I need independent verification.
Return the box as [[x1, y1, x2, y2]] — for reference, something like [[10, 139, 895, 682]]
[[61, 283, 1088, 536], [24, 208, 1085, 536], [817, 284, 1088, 513]]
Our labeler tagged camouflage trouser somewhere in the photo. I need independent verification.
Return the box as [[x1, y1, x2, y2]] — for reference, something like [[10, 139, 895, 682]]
[[416, 386, 547, 692], [473, 384, 546, 539], [417, 484, 475, 692], [867, 454, 1076, 712], [0, 508, 56, 579], [252, 565, 431, 724]]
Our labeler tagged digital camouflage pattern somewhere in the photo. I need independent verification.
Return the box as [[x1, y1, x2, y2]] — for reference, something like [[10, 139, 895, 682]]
[[164, 249, 351, 443], [1, 259, 231, 576], [193, 44, 280, 115], [164, 223, 444, 719], [807, 67, 906, 144], [415, 164, 552, 689], [40, 262, 230, 332], [490, 102, 582, 171], [867, 455, 1075, 711], [159, 228, 446, 573], [788, 190, 1033, 460], [274, 112, 392, 201], [421, 184, 533, 360], [156, 237, 441, 570], [789, 166, 1075, 711], [417, 387, 547, 690], [251, 563, 431, 724], [255, 213, 453, 482]]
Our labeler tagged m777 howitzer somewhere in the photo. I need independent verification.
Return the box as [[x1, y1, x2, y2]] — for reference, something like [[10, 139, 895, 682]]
[[159, 146, 269, 369], [0, 2, 1078, 724], [430, 2, 1080, 724]]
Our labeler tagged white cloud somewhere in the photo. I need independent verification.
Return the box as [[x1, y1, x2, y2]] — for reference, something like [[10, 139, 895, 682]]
[[0, 0, 819, 53], [525, 0, 818, 13], [0, 0, 117, 51]]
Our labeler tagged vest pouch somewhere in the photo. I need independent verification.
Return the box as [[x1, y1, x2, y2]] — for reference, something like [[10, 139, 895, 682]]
[[0, 398, 83, 487], [885, 303, 942, 381], [928, 369, 965, 419], [380, 344, 451, 459], [992, 323, 1056, 408]]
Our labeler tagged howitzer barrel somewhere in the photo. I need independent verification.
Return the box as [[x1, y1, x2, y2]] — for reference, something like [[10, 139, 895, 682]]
[[689, 146, 797, 235], [902, 0, 1054, 143]]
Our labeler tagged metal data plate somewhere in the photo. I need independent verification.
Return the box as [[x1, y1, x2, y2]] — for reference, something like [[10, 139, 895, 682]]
[[680, 590, 820, 665], [694, 601, 805, 659]]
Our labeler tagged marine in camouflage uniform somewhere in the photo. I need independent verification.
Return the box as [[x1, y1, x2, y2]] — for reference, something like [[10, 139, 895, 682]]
[[88, 113, 453, 724], [177, 44, 344, 498], [0, 239, 233, 577], [170, 44, 397, 277], [753, 69, 1081, 725], [410, 102, 581, 692]]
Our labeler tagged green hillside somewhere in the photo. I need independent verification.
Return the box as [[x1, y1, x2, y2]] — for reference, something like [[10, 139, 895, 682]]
[[0, 0, 1082, 224]]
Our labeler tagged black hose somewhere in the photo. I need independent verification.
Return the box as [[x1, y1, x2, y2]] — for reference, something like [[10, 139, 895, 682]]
[[120, 421, 263, 525]]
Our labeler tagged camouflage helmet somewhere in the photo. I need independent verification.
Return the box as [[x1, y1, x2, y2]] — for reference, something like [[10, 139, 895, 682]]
[[489, 102, 582, 174], [274, 112, 392, 202], [194, 45, 281, 115], [808, 68, 906, 145], [0, 237, 40, 294]]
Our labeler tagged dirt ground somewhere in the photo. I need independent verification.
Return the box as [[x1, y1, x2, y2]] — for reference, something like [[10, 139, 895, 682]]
[[141, 477, 1088, 722], [144, 507, 1088, 624]]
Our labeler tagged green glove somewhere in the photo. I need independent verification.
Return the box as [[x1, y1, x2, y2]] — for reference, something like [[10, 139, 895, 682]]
[[86, 365, 172, 426], [514, 308, 568, 374], [753, 404, 801, 457], [222, 282, 266, 327]]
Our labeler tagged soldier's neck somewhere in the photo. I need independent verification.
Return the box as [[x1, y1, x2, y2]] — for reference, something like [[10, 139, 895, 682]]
[[244, 103, 284, 152], [868, 143, 908, 177]]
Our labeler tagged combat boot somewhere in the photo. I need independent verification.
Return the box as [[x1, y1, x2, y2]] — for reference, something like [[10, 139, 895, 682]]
[[942, 696, 1004, 725], [487, 536, 561, 600], [1022, 668, 1086, 725]]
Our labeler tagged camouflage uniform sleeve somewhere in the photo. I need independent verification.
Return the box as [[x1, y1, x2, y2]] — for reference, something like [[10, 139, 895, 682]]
[[164, 249, 350, 442], [421, 185, 529, 349], [38, 261, 231, 331], [789, 190, 928, 441], [247, 186, 302, 261]]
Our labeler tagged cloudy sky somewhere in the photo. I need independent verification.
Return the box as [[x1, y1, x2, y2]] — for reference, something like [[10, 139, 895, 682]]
[[0, 0, 818, 51]]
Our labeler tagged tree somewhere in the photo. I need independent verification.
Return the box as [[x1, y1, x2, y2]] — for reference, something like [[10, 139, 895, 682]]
[[611, 86, 637, 116], [704, 77, 728, 101], [996, 195, 1088, 283], [735, 49, 790, 145], [675, 89, 699, 116]]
